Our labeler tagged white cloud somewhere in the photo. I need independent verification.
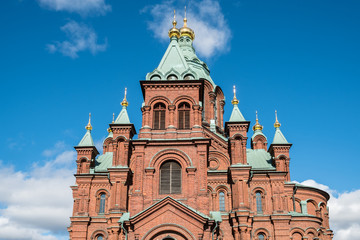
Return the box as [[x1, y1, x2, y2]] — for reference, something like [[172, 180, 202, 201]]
[[47, 20, 107, 58], [0, 145, 76, 240], [143, 0, 231, 58], [37, 0, 111, 16], [299, 179, 360, 240]]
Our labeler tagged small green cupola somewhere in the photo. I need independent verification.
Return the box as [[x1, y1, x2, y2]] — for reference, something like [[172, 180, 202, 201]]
[[114, 88, 131, 124], [229, 86, 246, 122], [77, 113, 95, 147], [251, 111, 267, 150], [272, 110, 289, 144]]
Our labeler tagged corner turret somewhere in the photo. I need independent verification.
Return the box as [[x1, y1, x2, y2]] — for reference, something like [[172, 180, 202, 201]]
[[75, 113, 99, 174], [268, 110, 292, 181]]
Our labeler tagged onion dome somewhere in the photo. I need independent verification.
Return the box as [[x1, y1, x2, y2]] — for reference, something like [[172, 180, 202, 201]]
[[168, 10, 180, 39], [180, 7, 195, 40], [85, 113, 92, 131], [253, 111, 263, 131], [231, 85, 239, 105]]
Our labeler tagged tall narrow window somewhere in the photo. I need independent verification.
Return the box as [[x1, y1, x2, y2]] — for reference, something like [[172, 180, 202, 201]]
[[153, 103, 166, 129], [160, 161, 181, 194], [258, 233, 265, 240], [219, 192, 225, 211], [256, 191, 263, 214], [99, 193, 106, 214], [178, 102, 190, 129]]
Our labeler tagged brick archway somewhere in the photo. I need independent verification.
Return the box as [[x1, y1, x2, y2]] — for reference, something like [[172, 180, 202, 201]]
[[142, 224, 196, 240]]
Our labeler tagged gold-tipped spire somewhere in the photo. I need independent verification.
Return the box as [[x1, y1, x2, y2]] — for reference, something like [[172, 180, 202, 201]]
[[180, 6, 195, 40], [168, 10, 180, 38], [121, 88, 128, 107], [231, 85, 239, 105], [274, 110, 281, 128], [253, 110, 263, 131], [85, 113, 92, 131]]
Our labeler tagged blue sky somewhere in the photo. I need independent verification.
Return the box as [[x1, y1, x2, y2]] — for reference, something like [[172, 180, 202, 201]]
[[0, 0, 360, 239]]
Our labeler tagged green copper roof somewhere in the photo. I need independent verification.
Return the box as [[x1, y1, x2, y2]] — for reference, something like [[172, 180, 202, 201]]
[[146, 36, 215, 87], [77, 130, 95, 147], [229, 104, 246, 122], [115, 106, 130, 124], [252, 130, 267, 140], [94, 152, 113, 171], [272, 127, 289, 144], [246, 149, 275, 170]]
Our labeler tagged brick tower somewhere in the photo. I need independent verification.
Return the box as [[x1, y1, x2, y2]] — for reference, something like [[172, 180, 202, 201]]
[[68, 13, 333, 240]]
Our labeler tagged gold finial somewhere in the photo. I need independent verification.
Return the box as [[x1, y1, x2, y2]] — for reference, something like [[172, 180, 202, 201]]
[[107, 127, 112, 133], [121, 88, 128, 107], [274, 110, 281, 128], [112, 113, 115, 123], [179, 6, 195, 40], [231, 85, 239, 105], [85, 113, 92, 131], [253, 110, 263, 131], [169, 9, 180, 38]]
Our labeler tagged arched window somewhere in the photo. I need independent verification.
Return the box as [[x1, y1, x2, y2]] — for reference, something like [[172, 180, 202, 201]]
[[167, 75, 178, 80], [219, 192, 225, 211], [256, 191, 263, 214], [99, 193, 106, 214], [160, 161, 181, 194], [258, 233, 265, 240], [184, 74, 194, 80], [153, 103, 166, 129], [97, 235, 104, 240], [178, 102, 190, 129]]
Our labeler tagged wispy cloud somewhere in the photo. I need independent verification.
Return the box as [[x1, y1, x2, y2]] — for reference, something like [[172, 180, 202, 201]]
[[299, 179, 360, 240], [0, 145, 76, 240], [47, 20, 107, 58], [143, 0, 231, 58], [37, 0, 111, 16]]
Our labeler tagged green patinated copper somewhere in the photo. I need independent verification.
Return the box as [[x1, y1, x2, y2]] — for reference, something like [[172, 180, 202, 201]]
[[77, 129, 95, 147], [146, 36, 215, 88], [272, 127, 289, 144], [229, 104, 246, 122]]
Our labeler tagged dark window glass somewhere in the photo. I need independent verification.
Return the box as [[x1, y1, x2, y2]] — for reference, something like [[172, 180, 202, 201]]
[[99, 193, 106, 214], [153, 103, 166, 129], [178, 102, 190, 129], [219, 192, 225, 211], [160, 161, 181, 194], [256, 191, 263, 214]]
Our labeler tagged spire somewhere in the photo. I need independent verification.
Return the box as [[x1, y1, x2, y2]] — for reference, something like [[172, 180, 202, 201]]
[[115, 88, 131, 124], [272, 110, 289, 144], [169, 10, 180, 39], [78, 113, 95, 146], [231, 85, 239, 105], [180, 6, 195, 40]]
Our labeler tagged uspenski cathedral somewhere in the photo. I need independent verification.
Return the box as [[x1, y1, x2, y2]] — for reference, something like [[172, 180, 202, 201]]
[[68, 12, 333, 240]]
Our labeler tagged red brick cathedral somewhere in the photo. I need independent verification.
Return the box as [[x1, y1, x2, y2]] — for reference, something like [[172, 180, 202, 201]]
[[68, 14, 333, 240]]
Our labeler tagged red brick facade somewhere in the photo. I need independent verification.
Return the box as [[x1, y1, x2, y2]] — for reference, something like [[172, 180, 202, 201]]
[[68, 22, 333, 240]]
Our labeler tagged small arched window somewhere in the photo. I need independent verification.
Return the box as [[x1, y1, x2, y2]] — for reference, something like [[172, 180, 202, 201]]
[[97, 235, 104, 240], [184, 74, 194, 80], [178, 102, 190, 129], [258, 233, 265, 240], [99, 193, 106, 214], [219, 192, 225, 211], [160, 161, 181, 194], [153, 103, 166, 129], [256, 191, 263, 214]]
